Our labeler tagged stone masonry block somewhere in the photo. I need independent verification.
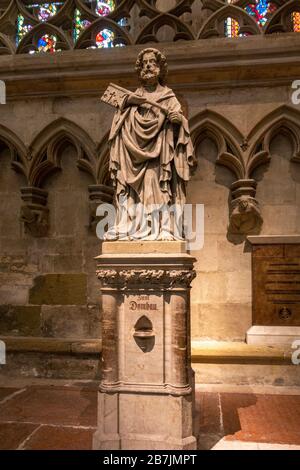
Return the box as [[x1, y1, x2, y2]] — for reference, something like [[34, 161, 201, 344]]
[[0, 305, 41, 336], [29, 274, 87, 305]]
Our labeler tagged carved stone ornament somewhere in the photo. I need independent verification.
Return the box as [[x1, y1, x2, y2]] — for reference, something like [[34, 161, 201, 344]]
[[229, 195, 263, 235], [97, 268, 196, 288], [20, 187, 49, 237], [229, 179, 263, 234]]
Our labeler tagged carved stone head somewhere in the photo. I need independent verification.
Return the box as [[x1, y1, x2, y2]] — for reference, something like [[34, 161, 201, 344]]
[[135, 48, 168, 86]]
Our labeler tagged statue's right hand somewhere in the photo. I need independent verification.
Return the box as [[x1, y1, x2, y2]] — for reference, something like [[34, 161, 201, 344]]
[[126, 94, 147, 106]]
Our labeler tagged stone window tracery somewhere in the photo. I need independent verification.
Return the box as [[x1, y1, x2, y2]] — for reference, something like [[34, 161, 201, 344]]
[[0, 0, 295, 54]]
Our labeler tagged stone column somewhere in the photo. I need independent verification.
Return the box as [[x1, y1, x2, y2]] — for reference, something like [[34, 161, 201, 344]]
[[93, 241, 197, 450]]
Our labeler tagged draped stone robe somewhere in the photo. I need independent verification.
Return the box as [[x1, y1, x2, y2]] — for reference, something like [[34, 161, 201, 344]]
[[107, 85, 195, 240]]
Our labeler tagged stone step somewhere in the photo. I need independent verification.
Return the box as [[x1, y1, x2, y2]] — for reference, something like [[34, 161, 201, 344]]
[[192, 341, 299, 387], [0, 336, 102, 381], [0, 337, 299, 386], [191, 340, 292, 365]]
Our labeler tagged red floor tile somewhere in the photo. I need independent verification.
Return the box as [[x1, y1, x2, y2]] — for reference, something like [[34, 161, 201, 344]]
[[0, 422, 39, 450], [23, 425, 95, 450], [0, 388, 20, 402], [0, 386, 97, 427], [196, 392, 221, 434], [1, 385, 300, 449], [221, 393, 300, 445]]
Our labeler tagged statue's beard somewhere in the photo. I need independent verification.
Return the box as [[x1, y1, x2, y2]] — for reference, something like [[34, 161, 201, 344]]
[[140, 68, 160, 84]]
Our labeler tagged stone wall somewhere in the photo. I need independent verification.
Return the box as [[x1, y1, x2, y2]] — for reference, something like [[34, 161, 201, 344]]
[[0, 143, 102, 342], [189, 133, 300, 341], [0, 37, 300, 377]]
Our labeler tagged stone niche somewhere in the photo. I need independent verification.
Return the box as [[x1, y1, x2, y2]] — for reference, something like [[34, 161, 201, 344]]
[[247, 236, 300, 346]]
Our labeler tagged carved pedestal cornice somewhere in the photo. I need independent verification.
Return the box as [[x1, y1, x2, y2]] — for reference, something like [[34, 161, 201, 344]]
[[97, 267, 196, 289]]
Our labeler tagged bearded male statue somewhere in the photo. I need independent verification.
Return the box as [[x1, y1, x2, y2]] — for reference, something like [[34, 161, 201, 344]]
[[105, 48, 195, 241]]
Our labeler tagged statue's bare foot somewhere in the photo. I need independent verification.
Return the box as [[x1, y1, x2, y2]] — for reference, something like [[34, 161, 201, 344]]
[[158, 231, 174, 241]]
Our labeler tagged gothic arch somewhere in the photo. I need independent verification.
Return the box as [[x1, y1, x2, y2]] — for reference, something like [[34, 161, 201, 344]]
[[15, 0, 71, 26], [245, 105, 300, 178], [198, 4, 261, 39], [265, 0, 300, 34], [28, 118, 97, 188], [135, 13, 195, 44], [75, 17, 132, 48], [190, 108, 246, 179], [0, 124, 28, 178], [189, 108, 264, 235], [16, 23, 72, 54], [74, 0, 134, 20], [0, 33, 15, 54], [0, 1, 19, 39]]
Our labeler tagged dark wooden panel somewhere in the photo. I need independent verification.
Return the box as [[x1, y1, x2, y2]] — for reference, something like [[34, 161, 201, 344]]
[[253, 244, 300, 326]]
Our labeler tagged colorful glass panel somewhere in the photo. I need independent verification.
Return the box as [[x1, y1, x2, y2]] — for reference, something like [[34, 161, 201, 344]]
[[74, 9, 92, 42], [37, 34, 57, 53], [16, 15, 33, 46], [293, 12, 300, 33], [245, 1, 277, 27], [27, 2, 63, 22], [227, 1, 277, 28], [95, 1, 115, 17], [225, 17, 240, 38], [95, 29, 115, 47]]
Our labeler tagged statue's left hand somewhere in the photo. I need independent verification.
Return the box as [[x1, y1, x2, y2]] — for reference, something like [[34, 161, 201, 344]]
[[168, 111, 182, 124]]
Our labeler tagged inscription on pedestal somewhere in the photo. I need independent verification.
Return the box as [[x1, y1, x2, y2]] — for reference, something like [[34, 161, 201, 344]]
[[253, 244, 300, 326], [122, 293, 164, 384]]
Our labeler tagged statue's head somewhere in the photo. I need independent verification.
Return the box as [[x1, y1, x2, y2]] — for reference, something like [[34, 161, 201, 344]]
[[135, 48, 168, 86]]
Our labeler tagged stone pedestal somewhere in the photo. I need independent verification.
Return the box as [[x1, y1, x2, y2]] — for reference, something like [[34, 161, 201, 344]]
[[93, 241, 197, 450]]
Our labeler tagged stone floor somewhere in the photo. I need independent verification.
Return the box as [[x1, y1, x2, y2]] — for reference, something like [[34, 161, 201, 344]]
[[0, 381, 299, 450]]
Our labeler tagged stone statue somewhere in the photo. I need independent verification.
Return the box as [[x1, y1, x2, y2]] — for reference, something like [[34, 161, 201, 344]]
[[102, 48, 195, 240]]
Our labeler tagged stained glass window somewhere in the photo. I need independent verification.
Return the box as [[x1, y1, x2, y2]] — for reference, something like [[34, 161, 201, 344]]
[[225, 17, 240, 38], [226, 1, 277, 28], [17, 0, 125, 51], [292, 12, 300, 33], [74, 1, 116, 42], [16, 15, 33, 46], [27, 2, 63, 22], [95, 1, 115, 17], [244, 1, 277, 27], [37, 34, 58, 53], [95, 29, 115, 47], [16, 2, 63, 46], [74, 1, 127, 47], [74, 9, 92, 42]]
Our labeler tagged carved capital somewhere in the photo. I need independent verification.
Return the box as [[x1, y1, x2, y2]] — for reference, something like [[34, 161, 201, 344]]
[[97, 268, 196, 289], [20, 187, 49, 238], [88, 184, 114, 232], [229, 196, 263, 235], [229, 179, 263, 235]]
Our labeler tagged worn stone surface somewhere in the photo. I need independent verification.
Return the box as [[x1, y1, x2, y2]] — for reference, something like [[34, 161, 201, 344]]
[[0, 422, 39, 450], [0, 306, 41, 336], [41, 305, 100, 339], [0, 353, 100, 380], [193, 363, 300, 387], [23, 426, 95, 451], [0, 38, 300, 384], [29, 274, 87, 306]]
